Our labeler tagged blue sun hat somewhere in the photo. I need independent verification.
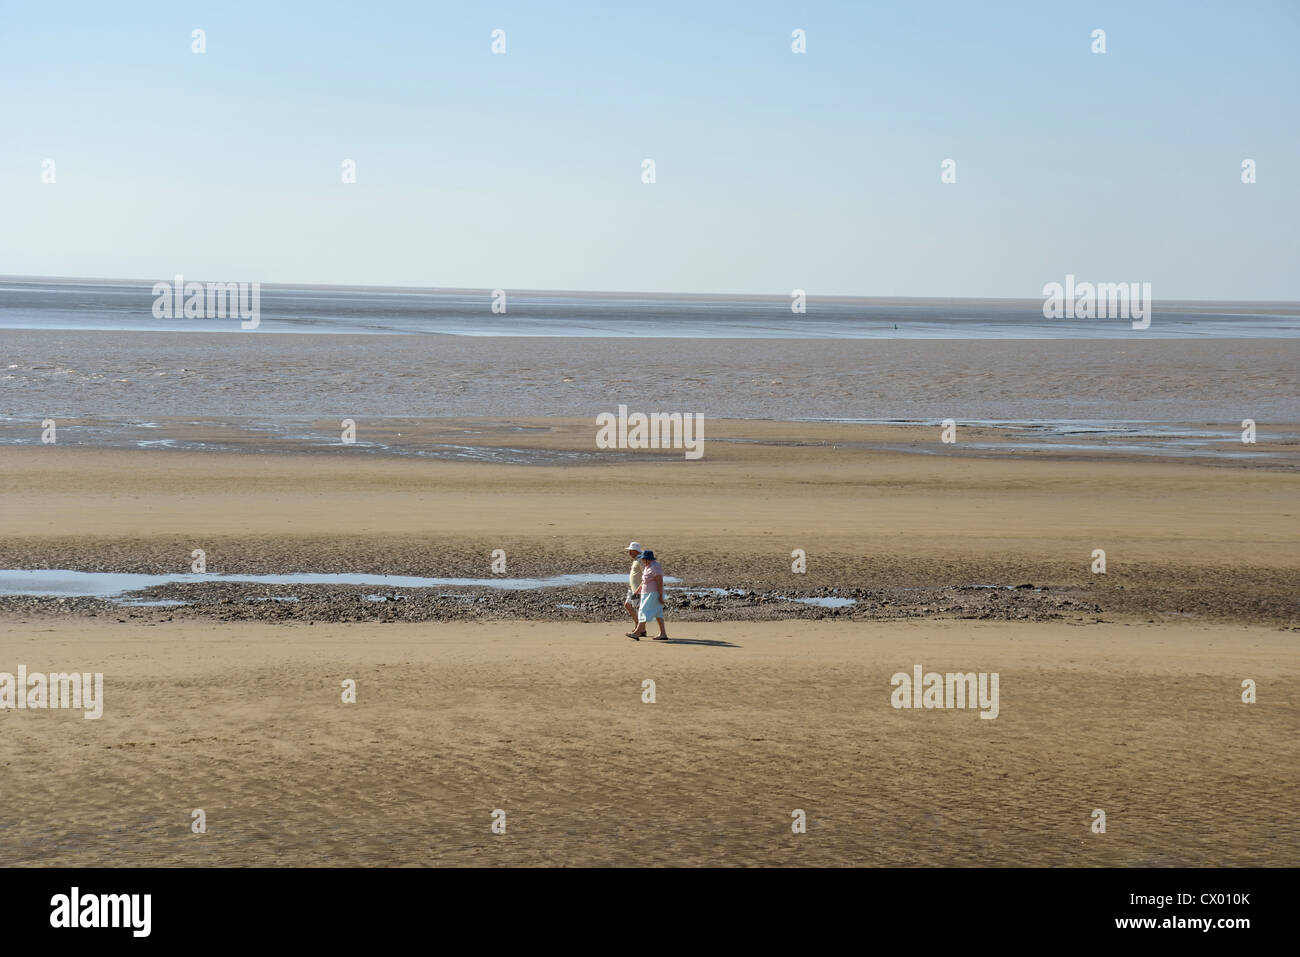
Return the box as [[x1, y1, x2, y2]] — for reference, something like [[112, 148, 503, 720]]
[[640, 549, 655, 561]]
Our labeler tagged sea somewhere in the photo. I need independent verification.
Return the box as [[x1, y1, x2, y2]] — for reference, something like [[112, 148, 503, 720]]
[[3, 278, 1299, 338]]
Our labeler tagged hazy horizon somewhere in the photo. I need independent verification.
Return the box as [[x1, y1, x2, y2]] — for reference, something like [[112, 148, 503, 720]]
[[2, 1, 1297, 299], [4, 274, 1300, 307]]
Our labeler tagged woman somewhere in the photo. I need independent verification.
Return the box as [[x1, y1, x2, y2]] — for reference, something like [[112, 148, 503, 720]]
[[628, 549, 668, 640]]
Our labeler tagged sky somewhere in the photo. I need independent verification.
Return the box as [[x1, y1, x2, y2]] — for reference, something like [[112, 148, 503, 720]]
[[1, 0, 1297, 298]]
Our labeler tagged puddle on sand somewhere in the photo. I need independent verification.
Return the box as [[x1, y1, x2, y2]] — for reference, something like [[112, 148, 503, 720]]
[[0, 569, 678, 603], [784, 596, 856, 608]]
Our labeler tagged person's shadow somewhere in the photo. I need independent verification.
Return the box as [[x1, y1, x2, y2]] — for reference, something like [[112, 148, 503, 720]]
[[650, 637, 739, 647]]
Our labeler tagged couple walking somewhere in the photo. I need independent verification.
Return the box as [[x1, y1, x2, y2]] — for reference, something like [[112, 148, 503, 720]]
[[623, 541, 668, 641]]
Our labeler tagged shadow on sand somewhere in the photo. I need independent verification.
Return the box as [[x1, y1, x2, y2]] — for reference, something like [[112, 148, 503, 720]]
[[639, 636, 740, 648]]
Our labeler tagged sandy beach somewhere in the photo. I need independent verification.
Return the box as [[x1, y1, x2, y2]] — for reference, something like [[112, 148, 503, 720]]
[[2, 617, 1295, 867], [1, 418, 1298, 624], [5, 0, 1299, 924], [1, 416, 1296, 866], [2, 326, 1297, 868]]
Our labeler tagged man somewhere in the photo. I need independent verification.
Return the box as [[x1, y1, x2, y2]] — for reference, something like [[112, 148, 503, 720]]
[[623, 541, 644, 636]]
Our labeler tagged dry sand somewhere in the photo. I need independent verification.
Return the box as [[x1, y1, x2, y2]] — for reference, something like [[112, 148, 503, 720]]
[[0, 617, 1294, 867]]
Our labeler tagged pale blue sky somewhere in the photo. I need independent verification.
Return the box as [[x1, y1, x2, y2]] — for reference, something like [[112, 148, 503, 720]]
[[1, 0, 1296, 297]]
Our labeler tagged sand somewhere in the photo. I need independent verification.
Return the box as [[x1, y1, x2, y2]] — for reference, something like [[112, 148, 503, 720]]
[[1, 418, 1296, 866], [1, 617, 1294, 867], [1, 420, 1297, 624]]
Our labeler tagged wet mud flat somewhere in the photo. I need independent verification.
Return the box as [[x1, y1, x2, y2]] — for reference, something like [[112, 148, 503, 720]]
[[0, 578, 1107, 625]]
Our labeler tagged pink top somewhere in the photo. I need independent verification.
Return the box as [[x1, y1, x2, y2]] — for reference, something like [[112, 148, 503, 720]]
[[640, 561, 663, 594]]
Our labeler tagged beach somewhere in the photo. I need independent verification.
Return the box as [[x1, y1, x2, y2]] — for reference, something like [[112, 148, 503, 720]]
[[1, 420, 1297, 625], [2, 325, 1297, 867], [3, 617, 1296, 867], [1, 416, 1297, 866], [5, 0, 1298, 928]]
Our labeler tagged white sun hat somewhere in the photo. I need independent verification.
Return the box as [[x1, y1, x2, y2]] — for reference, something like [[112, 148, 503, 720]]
[[626, 541, 643, 552]]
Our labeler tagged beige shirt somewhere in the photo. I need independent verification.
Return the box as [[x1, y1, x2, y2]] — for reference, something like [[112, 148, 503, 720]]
[[628, 558, 645, 592]]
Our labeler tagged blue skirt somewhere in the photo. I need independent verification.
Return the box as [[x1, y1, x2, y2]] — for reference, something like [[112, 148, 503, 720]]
[[638, 590, 664, 622]]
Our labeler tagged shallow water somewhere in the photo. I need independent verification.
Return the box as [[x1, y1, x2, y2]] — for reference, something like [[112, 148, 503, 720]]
[[5, 331, 1296, 426], [789, 419, 1294, 462], [785, 596, 857, 608], [0, 569, 678, 600], [673, 588, 855, 608]]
